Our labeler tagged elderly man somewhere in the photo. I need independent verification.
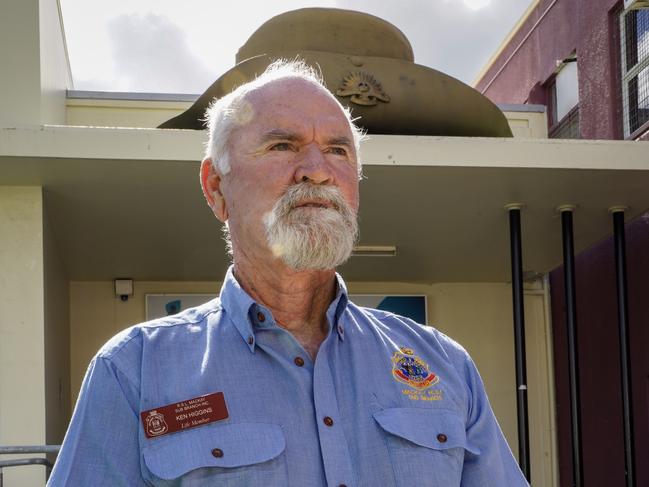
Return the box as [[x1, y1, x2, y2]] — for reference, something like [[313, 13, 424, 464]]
[[49, 61, 528, 486]]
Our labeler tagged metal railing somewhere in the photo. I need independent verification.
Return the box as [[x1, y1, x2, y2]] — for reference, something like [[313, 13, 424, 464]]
[[0, 446, 60, 487]]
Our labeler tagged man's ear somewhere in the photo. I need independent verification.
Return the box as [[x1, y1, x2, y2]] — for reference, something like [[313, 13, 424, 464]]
[[200, 158, 228, 222]]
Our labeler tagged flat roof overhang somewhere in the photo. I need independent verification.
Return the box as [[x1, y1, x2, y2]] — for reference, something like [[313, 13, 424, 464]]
[[2, 125, 648, 282]]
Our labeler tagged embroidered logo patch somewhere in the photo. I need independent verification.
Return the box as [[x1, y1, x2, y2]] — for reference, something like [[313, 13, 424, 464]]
[[391, 346, 439, 390]]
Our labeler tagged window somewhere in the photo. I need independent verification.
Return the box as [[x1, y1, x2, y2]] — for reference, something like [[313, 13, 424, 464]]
[[548, 58, 580, 139], [620, 7, 649, 137]]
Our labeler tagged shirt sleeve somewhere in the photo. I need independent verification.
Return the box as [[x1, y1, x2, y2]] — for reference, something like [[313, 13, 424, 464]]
[[460, 354, 530, 487], [47, 355, 146, 487]]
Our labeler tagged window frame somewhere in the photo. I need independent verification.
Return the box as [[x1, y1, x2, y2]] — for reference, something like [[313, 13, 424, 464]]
[[620, 7, 649, 138]]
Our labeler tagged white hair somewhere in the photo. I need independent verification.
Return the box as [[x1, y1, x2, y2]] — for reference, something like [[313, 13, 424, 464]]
[[203, 59, 365, 176]]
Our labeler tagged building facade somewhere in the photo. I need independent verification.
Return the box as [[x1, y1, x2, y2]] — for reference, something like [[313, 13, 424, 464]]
[[476, 1, 649, 485], [475, 0, 648, 141]]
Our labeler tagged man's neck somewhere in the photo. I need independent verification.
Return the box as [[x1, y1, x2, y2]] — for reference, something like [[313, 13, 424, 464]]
[[232, 254, 338, 360]]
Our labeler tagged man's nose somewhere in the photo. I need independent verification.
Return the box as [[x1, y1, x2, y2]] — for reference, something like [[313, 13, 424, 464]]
[[294, 145, 333, 185]]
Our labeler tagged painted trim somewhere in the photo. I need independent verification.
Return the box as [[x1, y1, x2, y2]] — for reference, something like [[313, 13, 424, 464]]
[[56, 0, 74, 89], [66, 90, 200, 102], [477, 0, 560, 93], [498, 104, 547, 113], [473, 0, 542, 87]]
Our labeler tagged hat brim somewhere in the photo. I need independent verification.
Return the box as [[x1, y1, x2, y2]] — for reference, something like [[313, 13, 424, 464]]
[[159, 52, 512, 138]]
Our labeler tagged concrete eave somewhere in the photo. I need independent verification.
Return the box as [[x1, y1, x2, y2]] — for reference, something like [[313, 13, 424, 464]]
[[2, 125, 649, 282]]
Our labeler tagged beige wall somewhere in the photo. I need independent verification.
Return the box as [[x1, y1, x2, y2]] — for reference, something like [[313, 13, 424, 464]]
[[64, 99, 547, 139], [503, 109, 548, 138], [43, 199, 70, 453], [70, 277, 557, 486], [38, 0, 71, 124], [0, 0, 69, 126], [0, 187, 46, 486], [0, 0, 42, 125], [66, 98, 192, 128]]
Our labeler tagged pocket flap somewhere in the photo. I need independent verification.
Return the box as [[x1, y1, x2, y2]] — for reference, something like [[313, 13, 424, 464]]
[[373, 408, 478, 453], [143, 422, 286, 480]]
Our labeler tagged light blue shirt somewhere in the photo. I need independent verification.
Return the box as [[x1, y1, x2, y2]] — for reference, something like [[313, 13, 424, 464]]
[[49, 267, 528, 486]]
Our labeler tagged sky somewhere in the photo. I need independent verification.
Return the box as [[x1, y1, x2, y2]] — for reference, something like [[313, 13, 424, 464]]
[[59, 0, 535, 94]]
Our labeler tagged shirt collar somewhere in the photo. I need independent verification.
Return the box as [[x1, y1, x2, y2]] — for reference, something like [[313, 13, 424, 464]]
[[218, 266, 350, 351], [328, 272, 349, 341], [218, 266, 258, 352]]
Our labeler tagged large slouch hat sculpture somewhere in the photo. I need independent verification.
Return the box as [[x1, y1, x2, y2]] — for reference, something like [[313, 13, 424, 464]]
[[159, 8, 512, 137]]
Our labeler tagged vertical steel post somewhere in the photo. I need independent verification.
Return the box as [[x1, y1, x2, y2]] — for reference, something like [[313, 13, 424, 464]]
[[559, 206, 583, 487], [611, 208, 636, 487], [506, 204, 531, 481]]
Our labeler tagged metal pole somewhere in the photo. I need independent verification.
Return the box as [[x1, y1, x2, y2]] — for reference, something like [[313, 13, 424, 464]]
[[559, 206, 583, 487], [506, 204, 531, 480], [611, 208, 636, 487]]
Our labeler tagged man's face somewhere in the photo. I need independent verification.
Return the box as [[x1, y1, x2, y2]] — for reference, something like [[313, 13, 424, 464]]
[[216, 78, 360, 269]]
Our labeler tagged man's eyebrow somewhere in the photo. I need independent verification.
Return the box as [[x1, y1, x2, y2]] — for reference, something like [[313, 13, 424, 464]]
[[326, 136, 353, 147], [259, 129, 302, 143]]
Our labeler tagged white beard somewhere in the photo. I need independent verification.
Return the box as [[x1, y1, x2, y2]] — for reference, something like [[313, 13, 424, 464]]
[[264, 182, 358, 270]]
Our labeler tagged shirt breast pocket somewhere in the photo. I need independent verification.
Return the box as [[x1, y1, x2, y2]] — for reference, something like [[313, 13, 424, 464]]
[[142, 422, 288, 486], [373, 408, 478, 487]]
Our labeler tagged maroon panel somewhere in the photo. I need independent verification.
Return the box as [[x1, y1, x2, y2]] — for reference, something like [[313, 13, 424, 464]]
[[477, 0, 625, 140], [550, 214, 649, 486]]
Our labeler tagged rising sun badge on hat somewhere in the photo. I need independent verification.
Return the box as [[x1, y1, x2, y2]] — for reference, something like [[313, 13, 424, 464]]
[[391, 347, 439, 390]]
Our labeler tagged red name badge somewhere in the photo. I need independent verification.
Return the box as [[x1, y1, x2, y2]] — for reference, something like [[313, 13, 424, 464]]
[[140, 392, 229, 439]]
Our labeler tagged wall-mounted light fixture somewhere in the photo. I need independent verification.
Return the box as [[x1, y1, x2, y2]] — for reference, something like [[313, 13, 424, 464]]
[[352, 245, 397, 257], [115, 278, 133, 301]]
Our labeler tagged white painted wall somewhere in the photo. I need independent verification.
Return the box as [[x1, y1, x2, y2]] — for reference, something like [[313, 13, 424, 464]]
[[0, 187, 46, 486], [69, 278, 557, 486]]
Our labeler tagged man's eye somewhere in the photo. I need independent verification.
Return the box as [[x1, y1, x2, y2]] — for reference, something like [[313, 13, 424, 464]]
[[329, 147, 348, 156], [270, 143, 292, 151]]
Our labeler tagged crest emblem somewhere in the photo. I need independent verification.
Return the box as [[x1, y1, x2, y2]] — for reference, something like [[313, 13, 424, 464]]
[[144, 410, 168, 437], [392, 347, 439, 390], [336, 71, 391, 106]]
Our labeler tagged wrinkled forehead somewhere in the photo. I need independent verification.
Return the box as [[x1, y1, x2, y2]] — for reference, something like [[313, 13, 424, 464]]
[[241, 78, 354, 135]]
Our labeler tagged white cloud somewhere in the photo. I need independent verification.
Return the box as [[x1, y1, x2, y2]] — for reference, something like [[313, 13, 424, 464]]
[[335, 0, 534, 84], [106, 13, 217, 93], [462, 0, 492, 10], [61, 0, 534, 93]]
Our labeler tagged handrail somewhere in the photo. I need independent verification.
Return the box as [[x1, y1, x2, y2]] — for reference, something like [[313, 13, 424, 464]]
[[0, 445, 61, 487], [0, 446, 60, 455]]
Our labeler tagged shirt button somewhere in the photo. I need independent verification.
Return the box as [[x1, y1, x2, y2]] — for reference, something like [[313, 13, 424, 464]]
[[294, 356, 305, 367], [257, 312, 265, 322], [338, 325, 344, 335], [247, 335, 254, 345], [437, 433, 448, 443], [323, 416, 334, 427], [211, 448, 223, 458], [339, 484, 348, 487]]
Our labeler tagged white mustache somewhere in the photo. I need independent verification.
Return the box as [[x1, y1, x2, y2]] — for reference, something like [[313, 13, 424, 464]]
[[276, 182, 350, 216]]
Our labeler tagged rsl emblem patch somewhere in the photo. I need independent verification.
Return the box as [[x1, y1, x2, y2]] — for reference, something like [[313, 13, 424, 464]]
[[144, 410, 169, 437], [391, 347, 439, 390]]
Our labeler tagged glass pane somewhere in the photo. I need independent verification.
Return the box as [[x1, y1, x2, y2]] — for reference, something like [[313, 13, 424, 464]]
[[549, 107, 580, 139], [628, 65, 649, 133], [638, 9, 649, 64], [624, 9, 649, 72]]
